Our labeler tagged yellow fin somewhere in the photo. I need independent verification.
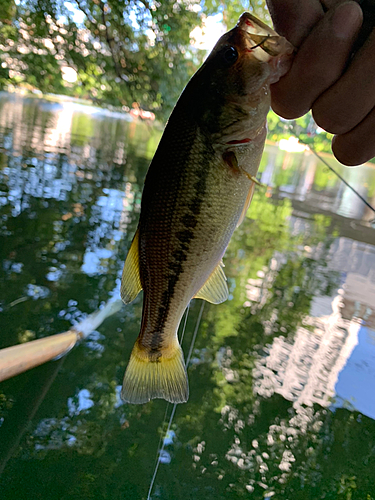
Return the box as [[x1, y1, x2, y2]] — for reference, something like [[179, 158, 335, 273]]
[[120, 229, 142, 304], [236, 181, 256, 228], [121, 340, 188, 404], [195, 260, 228, 304]]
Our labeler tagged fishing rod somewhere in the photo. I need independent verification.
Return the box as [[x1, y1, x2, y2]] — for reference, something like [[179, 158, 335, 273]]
[[0, 299, 122, 383]]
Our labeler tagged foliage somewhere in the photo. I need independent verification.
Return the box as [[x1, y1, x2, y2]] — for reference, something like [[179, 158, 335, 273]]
[[0, 0, 349, 157], [203, 0, 270, 28], [0, 0, 273, 118], [0, 0, 204, 117], [267, 109, 334, 155]]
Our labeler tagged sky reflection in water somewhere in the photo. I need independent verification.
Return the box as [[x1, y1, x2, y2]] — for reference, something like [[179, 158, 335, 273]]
[[0, 92, 375, 499]]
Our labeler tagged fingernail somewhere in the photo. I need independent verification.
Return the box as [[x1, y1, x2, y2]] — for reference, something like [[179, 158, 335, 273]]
[[332, 1, 363, 39]]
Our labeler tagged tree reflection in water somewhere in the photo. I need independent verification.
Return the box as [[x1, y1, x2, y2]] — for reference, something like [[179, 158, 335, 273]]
[[0, 93, 375, 499]]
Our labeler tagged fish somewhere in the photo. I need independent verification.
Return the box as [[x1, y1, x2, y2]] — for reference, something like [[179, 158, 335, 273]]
[[120, 12, 294, 404]]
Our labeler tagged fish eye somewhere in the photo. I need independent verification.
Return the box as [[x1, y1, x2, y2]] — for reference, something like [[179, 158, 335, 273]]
[[222, 46, 238, 65]]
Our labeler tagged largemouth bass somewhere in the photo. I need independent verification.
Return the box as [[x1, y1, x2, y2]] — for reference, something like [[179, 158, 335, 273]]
[[120, 13, 293, 404]]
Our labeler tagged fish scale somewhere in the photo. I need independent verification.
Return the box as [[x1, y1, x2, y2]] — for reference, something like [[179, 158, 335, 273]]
[[140, 135, 245, 325], [120, 12, 294, 404]]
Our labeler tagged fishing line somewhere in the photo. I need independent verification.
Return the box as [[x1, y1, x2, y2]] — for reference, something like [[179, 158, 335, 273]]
[[146, 303, 190, 500], [146, 301, 205, 500], [148, 303, 191, 477], [147, 403, 169, 497], [290, 127, 375, 218], [185, 301, 205, 366]]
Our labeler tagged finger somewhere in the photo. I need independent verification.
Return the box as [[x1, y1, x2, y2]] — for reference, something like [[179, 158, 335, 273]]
[[270, 2, 363, 119], [322, 0, 360, 8], [331, 106, 375, 165], [266, 0, 324, 46], [313, 28, 375, 134]]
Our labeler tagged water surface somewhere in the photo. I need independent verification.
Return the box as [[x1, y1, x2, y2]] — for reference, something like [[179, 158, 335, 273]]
[[1, 92, 375, 499]]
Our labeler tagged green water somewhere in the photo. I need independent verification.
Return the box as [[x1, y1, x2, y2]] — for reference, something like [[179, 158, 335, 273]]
[[1, 92, 375, 499]]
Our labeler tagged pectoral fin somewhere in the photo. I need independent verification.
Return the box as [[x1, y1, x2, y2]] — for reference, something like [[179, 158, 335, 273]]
[[121, 229, 142, 304], [223, 150, 240, 173], [195, 260, 229, 304], [223, 150, 263, 185], [236, 181, 256, 227], [222, 151, 261, 228]]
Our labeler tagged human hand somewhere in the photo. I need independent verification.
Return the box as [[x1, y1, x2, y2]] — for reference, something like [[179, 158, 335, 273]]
[[266, 0, 375, 166]]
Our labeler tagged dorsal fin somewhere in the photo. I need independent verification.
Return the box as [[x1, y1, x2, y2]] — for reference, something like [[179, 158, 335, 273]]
[[121, 229, 142, 304], [195, 260, 229, 304]]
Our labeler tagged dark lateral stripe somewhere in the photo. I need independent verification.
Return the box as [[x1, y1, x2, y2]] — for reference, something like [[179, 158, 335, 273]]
[[149, 155, 212, 351], [181, 214, 198, 229], [176, 229, 194, 243]]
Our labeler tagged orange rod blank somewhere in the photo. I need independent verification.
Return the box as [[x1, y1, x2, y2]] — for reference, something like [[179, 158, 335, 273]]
[[0, 298, 122, 383], [0, 330, 80, 383]]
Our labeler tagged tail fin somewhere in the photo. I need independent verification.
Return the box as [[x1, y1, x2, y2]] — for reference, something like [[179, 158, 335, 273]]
[[121, 340, 188, 404]]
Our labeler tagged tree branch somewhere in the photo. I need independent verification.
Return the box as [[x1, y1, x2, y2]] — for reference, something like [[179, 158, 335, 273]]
[[98, 1, 130, 86]]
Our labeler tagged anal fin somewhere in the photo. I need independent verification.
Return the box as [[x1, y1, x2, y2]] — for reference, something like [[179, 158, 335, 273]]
[[195, 260, 229, 304], [121, 229, 142, 304]]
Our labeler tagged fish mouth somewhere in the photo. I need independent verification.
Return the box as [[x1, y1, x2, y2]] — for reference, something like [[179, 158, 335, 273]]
[[237, 12, 294, 62], [237, 12, 278, 38]]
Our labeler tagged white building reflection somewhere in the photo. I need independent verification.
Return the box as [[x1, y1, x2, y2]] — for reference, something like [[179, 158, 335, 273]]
[[253, 294, 361, 408], [252, 234, 375, 419]]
